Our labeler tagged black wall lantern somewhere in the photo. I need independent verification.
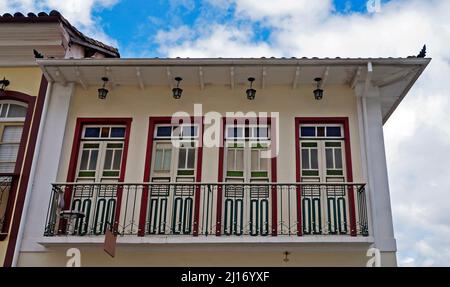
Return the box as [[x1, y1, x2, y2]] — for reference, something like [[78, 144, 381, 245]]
[[313, 77, 324, 100], [172, 77, 183, 99], [98, 77, 109, 100], [0, 77, 10, 92], [246, 77, 256, 100]]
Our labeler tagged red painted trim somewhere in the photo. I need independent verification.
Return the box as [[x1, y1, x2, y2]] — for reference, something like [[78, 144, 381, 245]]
[[216, 117, 278, 236], [63, 118, 132, 234], [65, 118, 132, 182], [137, 117, 157, 236], [269, 118, 278, 236], [192, 116, 204, 236], [138, 116, 204, 236], [0, 91, 36, 236], [3, 76, 47, 267], [294, 118, 302, 236], [215, 118, 225, 236], [294, 117, 357, 236]]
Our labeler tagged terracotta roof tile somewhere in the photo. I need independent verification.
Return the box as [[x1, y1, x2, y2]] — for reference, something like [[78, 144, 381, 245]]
[[0, 10, 120, 58]]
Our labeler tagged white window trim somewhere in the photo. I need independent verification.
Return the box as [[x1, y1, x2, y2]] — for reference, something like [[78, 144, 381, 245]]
[[0, 101, 28, 122]]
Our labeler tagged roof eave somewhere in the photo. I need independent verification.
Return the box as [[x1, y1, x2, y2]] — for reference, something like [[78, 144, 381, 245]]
[[36, 57, 432, 67], [382, 57, 431, 124]]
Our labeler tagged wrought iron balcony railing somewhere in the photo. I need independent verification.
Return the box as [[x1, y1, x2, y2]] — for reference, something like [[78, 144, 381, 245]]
[[44, 182, 368, 238], [0, 174, 15, 232]]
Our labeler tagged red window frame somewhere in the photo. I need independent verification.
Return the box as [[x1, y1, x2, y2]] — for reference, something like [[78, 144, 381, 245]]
[[216, 117, 278, 236], [64, 118, 132, 233], [138, 116, 204, 236], [294, 117, 356, 236], [0, 91, 36, 237]]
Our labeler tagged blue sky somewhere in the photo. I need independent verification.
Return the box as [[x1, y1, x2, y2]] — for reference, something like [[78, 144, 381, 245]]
[[93, 0, 391, 57], [2, 0, 450, 266]]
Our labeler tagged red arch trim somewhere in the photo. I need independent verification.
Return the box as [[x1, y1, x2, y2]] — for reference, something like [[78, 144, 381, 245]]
[[2, 75, 47, 267]]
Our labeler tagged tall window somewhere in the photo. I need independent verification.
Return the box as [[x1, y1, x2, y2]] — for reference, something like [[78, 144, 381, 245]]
[[146, 123, 200, 235], [0, 102, 27, 173], [224, 125, 271, 183], [0, 101, 27, 231], [75, 125, 126, 182], [299, 124, 346, 182], [150, 124, 199, 182], [223, 123, 272, 236], [298, 123, 349, 235]]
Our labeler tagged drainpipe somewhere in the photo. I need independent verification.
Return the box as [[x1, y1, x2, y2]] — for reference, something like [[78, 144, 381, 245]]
[[12, 81, 53, 267]]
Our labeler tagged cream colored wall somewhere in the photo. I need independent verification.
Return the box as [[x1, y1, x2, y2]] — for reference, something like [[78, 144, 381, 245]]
[[0, 67, 42, 96], [56, 84, 364, 184], [19, 83, 368, 267], [19, 249, 369, 267], [0, 66, 42, 265]]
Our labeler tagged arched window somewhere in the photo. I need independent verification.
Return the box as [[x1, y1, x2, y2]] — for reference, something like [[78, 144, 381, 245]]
[[0, 101, 28, 173]]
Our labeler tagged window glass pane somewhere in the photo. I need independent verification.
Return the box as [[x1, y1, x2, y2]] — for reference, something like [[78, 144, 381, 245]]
[[301, 149, 309, 169], [227, 149, 235, 170], [80, 150, 89, 170], [103, 149, 113, 170], [183, 126, 197, 137], [236, 149, 244, 170], [335, 149, 343, 169], [172, 126, 182, 138], [111, 127, 125, 138], [0, 144, 19, 161], [244, 127, 250, 138], [163, 149, 172, 170], [178, 148, 186, 168], [251, 150, 258, 170], [235, 127, 243, 138], [2, 126, 23, 142], [84, 127, 100, 138], [7, 104, 27, 118], [187, 148, 195, 169], [227, 127, 235, 138], [326, 149, 333, 169], [101, 127, 110, 138], [317, 126, 325, 137], [326, 126, 342, 137], [300, 127, 315, 137], [310, 149, 318, 169], [257, 127, 268, 138], [155, 149, 163, 170], [156, 126, 172, 137], [89, 150, 98, 170], [113, 150, 122, 170], [0, 105, 7, 118]]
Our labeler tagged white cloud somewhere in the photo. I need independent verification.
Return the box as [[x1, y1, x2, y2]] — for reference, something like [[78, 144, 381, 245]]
[[234, 0, 332, 24], [157, 24, 281, 58], [0, 0, 119, 46], [154, 0, 450, 266]]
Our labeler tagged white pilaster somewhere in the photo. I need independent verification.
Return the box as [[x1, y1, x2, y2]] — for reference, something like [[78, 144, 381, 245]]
[[18, 82, 75, 253], [355, 82, 397, 253]]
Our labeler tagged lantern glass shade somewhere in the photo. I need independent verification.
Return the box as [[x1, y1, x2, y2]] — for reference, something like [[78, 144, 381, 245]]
[[313, 88, 323, 100], [98, 87, 109, 99], [246, 88, 256, 100], [172, 87, 183, 99]]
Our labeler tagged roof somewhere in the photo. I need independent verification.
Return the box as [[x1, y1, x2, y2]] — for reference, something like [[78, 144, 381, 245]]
[[0, 10, 119, 58], [37, 56, 430, 124]]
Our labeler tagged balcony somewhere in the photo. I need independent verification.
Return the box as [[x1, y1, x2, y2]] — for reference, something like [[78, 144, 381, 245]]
[[44, 182, 369, 239], [0, 174, 15, 239]]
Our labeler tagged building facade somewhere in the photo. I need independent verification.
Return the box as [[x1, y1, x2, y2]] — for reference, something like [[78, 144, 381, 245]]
[[0, 10, 119, 267], [14, 57, 429, 267]]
